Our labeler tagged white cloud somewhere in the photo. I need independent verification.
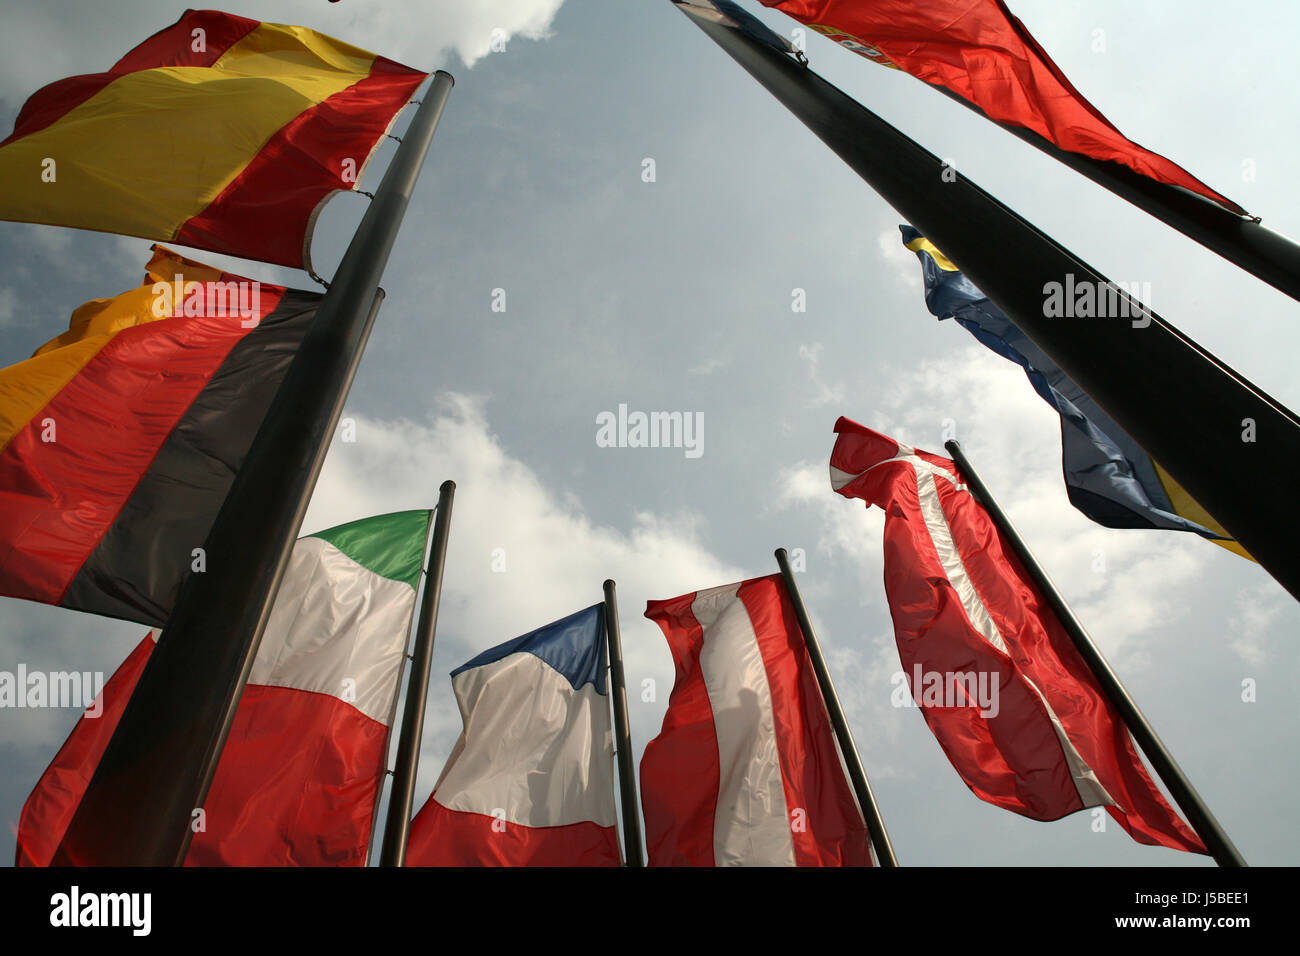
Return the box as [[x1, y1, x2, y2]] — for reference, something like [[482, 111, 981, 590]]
[[877, 225, 921, 290], [0, 1, 569, 108], [1227, 581, 1293, 670], [797, 342, 847, 408], [307, 392, 746, 797]]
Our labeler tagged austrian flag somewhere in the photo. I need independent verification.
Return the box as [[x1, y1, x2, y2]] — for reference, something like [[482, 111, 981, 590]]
[[829, 417, 1205, 855], [640, 574, 872, 866]]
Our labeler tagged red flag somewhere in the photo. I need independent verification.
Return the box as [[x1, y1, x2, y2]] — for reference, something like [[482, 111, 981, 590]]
[[829, 416, 1205, 854], [641, 574, 872, 866], [760, 0, 1242, 214]]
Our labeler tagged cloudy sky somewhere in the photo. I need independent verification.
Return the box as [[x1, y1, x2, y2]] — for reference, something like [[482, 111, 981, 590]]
[[1, 0, 1298, 869]]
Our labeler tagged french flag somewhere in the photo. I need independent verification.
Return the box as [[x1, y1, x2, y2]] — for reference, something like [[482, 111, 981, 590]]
[[406, 604, 622, 866], [640, 574, 872, 866]]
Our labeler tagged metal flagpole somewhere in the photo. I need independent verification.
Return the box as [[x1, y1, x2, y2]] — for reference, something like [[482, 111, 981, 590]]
[[602, 579, 644, 866], [927, 85, 1300, 306], [675, 1, 1300, 603], [775, 548, 899, 867], [54, 72, 456, 867], [945, 440, 1246, 867], [380, 479, 456, 867], [364, 507, 439, 866]]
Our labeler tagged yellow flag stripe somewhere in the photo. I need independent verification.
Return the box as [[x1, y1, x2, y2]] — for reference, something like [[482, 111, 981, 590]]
[[903, 235, 960, 272], [1152, 461, 1254, 561], [0, 249, 212, 454]]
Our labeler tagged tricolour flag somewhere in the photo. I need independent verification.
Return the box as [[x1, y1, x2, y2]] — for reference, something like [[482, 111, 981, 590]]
[[829, 417, 1205, 855], [15, 510, 430, 867], [0, 245, 320, 625], [755, 0, 1240, 213], [640, 574, 871, 866], [406, 605, 621, 866], [900, 225, 1248, 560], [0, 10, 427, 268]]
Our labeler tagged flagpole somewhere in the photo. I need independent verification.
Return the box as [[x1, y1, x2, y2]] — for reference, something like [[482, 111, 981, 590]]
[[945, 440, 1245, 867], [379, 479, 455, 867], [365, 508, 439, 866], [927, 85, 1300, 305], [775, 548, 899, 867], [602, 579, 644, 867], [53, 72, 456, 867], [676, 2, 1300, 603]]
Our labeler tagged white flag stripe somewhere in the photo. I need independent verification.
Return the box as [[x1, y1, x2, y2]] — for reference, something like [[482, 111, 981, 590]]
[[907, 457, 1115, 810], [692, 583, 797, 867], [245, 536, 416, 725], [433, 652, 617, 828]]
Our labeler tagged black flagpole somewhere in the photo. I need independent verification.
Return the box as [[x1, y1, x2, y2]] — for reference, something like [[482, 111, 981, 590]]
[[602, 580, 644, 866], [54, 72, 455, 866], [927, 85, 1300, 306], [364, 507, 437, 865], [775, 548, 899, 867], [946, 440, 1245, 867], [675, 1, 1300, 603], [379, 480, 456, 867]]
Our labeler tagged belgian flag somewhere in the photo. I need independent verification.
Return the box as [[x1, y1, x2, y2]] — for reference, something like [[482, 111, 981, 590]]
[[0, 10, 427, 268], [0, 246, 321, 625]]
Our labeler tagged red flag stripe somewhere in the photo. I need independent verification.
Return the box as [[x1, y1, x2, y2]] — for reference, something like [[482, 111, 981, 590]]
[[0, 11, 258, 148], [174, 57, 425, 269], [17, 633, 392, 867], [639, 589, 725, 866], [406, 801, 621, 867], [737, 576, 873, 866]]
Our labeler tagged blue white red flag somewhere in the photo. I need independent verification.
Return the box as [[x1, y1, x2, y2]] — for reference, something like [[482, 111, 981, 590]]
[[406, 605, 622, 866]]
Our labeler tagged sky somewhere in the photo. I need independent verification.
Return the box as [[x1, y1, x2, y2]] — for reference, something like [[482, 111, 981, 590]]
[[0, 0, 1298, 869]]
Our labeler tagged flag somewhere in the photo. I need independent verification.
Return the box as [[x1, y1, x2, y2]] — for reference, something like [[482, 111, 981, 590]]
[[0, 9, 427, 269], [756, 0, 1241, 214], [15, 510, 430, 866], [406, 605, 622, 867], [900, 225, 1248, 560], [0, 245, 321, 625], [829, 417, 1205, 854], [640, 574, 871, 866]]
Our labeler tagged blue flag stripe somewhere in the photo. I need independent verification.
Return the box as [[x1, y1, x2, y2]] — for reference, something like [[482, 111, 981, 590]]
[[451, 603, 607, 694]]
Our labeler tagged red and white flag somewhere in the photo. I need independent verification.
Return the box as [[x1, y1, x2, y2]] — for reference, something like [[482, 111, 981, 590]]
[[15, 511, 429, 867], [640, 573, 872, 866], [829, 416, 1205, 854]]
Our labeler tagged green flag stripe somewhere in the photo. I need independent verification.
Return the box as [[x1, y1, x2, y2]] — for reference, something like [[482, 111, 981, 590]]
[[308, 509, 431, 589]]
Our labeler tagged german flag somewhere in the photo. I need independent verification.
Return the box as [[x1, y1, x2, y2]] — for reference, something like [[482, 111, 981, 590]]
[[0, 10, 427, 269], [0, 245, 321, 625]]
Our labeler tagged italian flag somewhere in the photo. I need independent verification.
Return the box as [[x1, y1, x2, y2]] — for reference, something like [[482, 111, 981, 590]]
[[15, 510, 430, 866]]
